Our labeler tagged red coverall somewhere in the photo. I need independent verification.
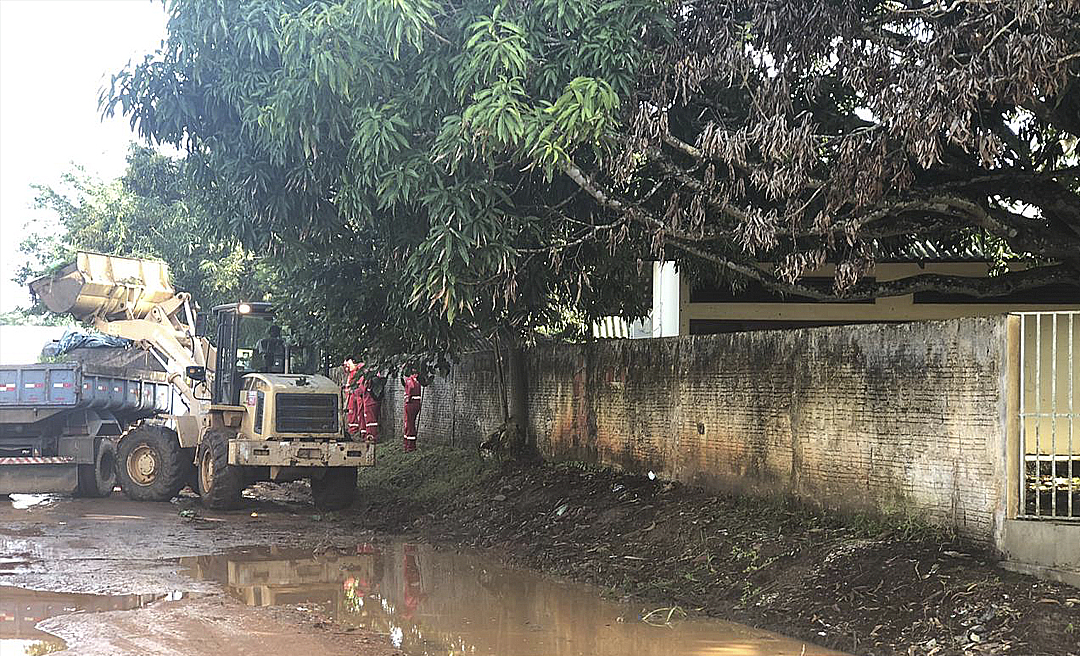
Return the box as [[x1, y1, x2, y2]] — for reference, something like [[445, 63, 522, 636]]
[[345, 369, 365, 438], [401, 544, 425, 620], [402, 374, 422, 452], [360, 376, 381, 444]]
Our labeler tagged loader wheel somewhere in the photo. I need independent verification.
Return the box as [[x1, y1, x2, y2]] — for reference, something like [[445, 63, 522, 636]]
[[310, 467, 357, 511], [75, 438, 117, 498], [197, 429, 244, 510], [180, 447, 198, 493], [117, 424, 187, 501]]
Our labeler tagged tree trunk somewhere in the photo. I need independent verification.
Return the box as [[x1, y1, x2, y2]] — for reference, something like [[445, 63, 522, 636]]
[[481, 329, 536, 462], [505, 342, 530, 453], [492, 336, 510, 423]]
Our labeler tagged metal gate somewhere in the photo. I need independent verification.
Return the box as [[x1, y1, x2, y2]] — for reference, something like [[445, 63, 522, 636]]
[[1018, 312, 1080, 519]]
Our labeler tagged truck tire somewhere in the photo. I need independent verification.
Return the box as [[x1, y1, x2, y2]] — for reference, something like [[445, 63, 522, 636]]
[[310, 467, 357, 511], [75, 438, 117, 498], [197, 429, 244, 510], [117, 424, 187, 501]]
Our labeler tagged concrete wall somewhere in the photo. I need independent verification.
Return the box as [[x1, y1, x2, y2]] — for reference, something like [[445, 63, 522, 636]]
[[1001, 520, 1080, 587], [380, 350, 504, 448], [381, 317, 1012, 544]]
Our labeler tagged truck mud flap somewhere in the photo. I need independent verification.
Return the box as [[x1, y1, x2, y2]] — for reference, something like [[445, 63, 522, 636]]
[[228, 440, 374, 468], [0, 457, 78, 494]]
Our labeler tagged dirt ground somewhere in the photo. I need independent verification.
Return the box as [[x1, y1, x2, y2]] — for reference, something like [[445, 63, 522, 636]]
[[1, 444, 1078, 656], [350, 445, 1080, 656]]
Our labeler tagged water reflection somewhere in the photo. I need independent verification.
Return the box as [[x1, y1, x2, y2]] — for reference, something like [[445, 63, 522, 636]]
[[0, 638, 64, 656], [179, 546, 378, 609], [0, 586, 165, 655], [6, 496, 58, 511], [180, 543, 848, 656]]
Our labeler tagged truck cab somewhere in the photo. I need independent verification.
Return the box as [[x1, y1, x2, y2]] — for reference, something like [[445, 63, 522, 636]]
[[207, 302, 298, 405]]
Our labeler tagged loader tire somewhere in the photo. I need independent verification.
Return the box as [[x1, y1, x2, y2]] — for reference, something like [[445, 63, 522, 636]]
[[75, 438, 117, 498], [182, 447, 200, 493], [117, 424, 187, 501], [197, 429, 244, 510], [310, 467, 357, 511]]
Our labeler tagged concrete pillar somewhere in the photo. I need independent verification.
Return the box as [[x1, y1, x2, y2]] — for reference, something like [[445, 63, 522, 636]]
[[652, 262, 680, 338]]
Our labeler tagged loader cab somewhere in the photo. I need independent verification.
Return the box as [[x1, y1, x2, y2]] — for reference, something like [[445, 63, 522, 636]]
[[210, 302, 316, 405]]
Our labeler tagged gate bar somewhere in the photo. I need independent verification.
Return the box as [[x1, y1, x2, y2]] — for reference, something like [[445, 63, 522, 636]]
[[1016, 312, 1080, 519], [1020, 313, 1027, 516], [1052, 315, 1057, 516], [1037, 313, 1042, 516]]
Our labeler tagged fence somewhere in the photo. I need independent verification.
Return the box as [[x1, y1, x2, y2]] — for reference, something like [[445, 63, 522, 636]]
[[1017, 312, 1080, 520]]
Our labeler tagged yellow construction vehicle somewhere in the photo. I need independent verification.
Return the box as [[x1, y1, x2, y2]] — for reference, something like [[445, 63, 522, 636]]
[[28, 251, 373, 510]]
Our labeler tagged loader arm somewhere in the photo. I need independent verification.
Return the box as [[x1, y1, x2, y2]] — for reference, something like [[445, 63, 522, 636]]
[[30, 252, 212, 413]]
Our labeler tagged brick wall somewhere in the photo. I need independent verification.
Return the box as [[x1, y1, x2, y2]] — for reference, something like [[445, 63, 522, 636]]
[[379, 350, 505, 448], [380, 317, 1010, 543]]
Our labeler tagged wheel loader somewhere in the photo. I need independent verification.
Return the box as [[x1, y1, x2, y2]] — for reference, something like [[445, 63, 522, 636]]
[[23, 251, 373, 510]]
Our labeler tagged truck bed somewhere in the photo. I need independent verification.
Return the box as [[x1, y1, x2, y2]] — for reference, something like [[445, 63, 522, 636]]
[[0, 362, 172, 415]]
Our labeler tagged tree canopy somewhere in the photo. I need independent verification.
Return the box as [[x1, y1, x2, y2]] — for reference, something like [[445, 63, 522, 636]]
[[102, 0, 1080, 365], [17, 144, 267, 313], [630, 0, 1080, 301]]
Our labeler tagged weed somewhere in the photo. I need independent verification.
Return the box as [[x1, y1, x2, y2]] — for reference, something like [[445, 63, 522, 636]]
[[846, 507, 957, 542], [736, 580, 763, 608], [356, 443, 501, 508], [729, 544, 778, 574], [550, 460, 612, 475]]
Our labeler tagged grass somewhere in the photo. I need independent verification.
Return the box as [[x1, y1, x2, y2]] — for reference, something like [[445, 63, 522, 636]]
[[358, 444, 959, 549], [357, 442, 502, 508], [845, 505, 959, 542]]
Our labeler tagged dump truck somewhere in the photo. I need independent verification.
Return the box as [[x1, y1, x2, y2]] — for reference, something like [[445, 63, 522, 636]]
[[0, 362, 171, 497], [11, 251, 374, 510]]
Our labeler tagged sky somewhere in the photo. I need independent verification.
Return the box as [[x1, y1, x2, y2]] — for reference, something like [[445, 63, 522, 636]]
[[0, 0, 169, 313]]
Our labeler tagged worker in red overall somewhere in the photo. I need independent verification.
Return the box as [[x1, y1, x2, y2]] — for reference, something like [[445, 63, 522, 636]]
[[402, 372, 423, 452], [359, 373, 383, 444], [343, 358, 364, 438]]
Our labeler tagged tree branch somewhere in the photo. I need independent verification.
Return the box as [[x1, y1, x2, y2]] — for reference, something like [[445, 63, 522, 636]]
[[668, 234, 1079, 302], [561, 157, 1080, 302]]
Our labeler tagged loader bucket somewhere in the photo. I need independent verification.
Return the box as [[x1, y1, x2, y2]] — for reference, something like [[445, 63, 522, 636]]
[[29, 251, 176, 321]]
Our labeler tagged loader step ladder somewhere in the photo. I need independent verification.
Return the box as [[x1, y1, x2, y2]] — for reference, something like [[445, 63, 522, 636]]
[[1017, 312, 1080, 519]]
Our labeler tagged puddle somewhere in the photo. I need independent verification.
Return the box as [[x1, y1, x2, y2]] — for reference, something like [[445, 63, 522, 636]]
[[0, 586, 167, 655], [7, 495, 59, 511], [180, 543, 849, 656]]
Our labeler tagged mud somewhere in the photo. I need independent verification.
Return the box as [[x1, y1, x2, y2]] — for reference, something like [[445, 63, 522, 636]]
[[350, 446, 1080, 656], [181, 543, 849, 656], [0, 489, 400, 656], [0, 487, 360, 596], [40, 595, 392, 656], [0, 486, 849, 656], [0, 585, 165, 654], [3, 445, 1079, 656]]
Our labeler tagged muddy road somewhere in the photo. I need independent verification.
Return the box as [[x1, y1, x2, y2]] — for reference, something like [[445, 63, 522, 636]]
[[2, 444, 1079, 656], [0, 486, 846, 656], [0, 489, 400, 656]]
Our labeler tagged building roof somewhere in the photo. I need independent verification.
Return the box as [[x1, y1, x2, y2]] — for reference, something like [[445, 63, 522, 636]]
[[877, 238, 989, 263]]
